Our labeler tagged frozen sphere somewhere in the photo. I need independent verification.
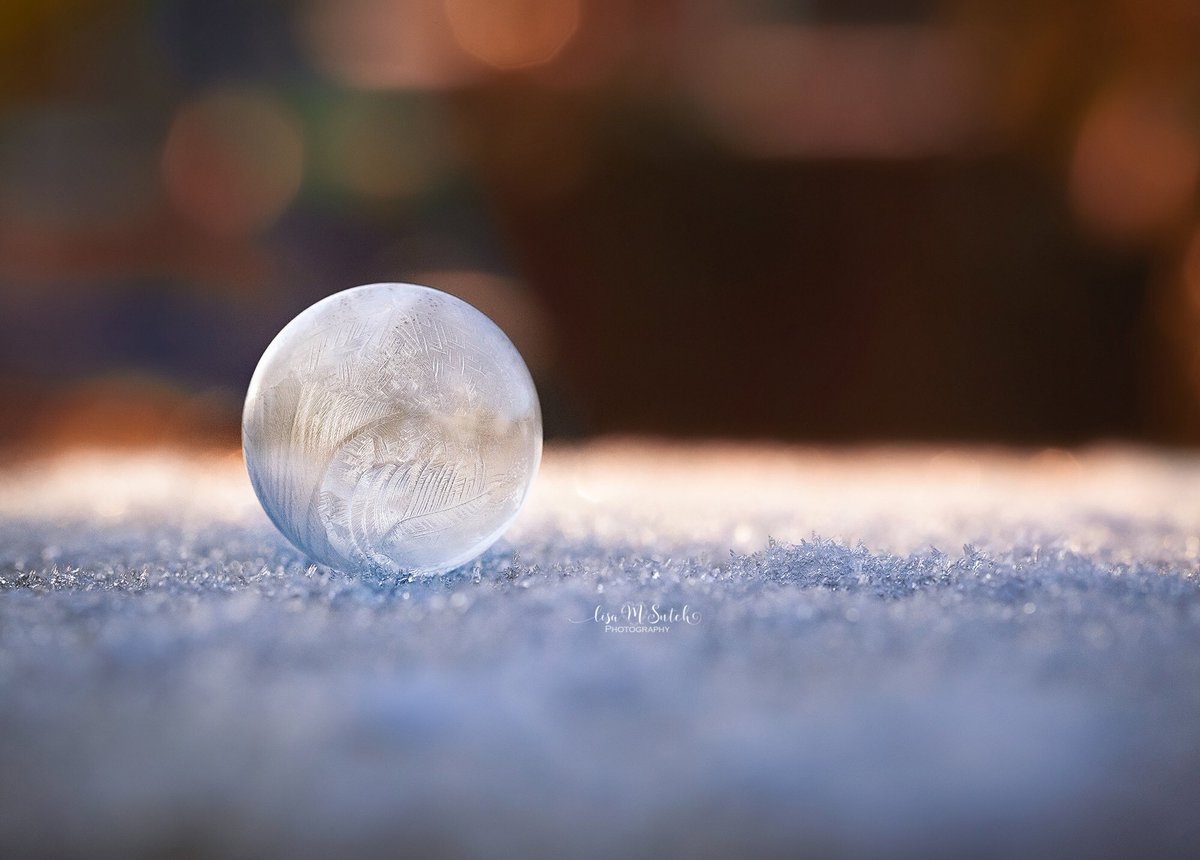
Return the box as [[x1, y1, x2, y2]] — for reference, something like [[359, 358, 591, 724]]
[[242, 283, 542, 576]]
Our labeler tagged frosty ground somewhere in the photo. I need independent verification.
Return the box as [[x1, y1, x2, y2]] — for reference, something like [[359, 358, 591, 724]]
[[2, 442, 1200, 858]]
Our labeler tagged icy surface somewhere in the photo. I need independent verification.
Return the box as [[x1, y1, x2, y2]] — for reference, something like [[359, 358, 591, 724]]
[[242, 283, 541, 576], [3, 442, 1200, 858]]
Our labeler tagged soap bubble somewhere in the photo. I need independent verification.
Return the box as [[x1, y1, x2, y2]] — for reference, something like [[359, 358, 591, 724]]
[[242, 283, 541, 576]]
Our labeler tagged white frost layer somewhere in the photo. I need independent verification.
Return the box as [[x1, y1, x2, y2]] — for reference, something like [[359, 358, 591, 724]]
[[2, 442, 1200, 858]]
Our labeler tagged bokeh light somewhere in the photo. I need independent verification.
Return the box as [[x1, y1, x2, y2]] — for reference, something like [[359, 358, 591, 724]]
[[4, 0, 1200, 448], [26, 373, 238, 451], [299, 0, 474, 90], [444, 0, 581, 70], [687, 24, 979, 158], [1068, 81, 1200, 244], [161, 86, 304, 236]]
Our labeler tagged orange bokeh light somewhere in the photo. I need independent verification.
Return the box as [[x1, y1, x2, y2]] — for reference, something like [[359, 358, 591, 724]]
[[1068, 82, 1200, 243], [687, 25, 978, 159], [444, 0, 581, 70], [300, 0, 474, 90]]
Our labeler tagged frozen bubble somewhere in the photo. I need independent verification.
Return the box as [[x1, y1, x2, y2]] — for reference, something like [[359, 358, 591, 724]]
[[242, 283, 542, 576]]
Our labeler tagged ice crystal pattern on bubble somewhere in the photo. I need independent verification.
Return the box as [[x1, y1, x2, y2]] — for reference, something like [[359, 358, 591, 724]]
[[242, 283, 542, 575]]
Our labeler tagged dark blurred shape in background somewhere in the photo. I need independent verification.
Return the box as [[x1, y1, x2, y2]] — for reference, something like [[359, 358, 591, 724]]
[[3, 0, 1200, 449]]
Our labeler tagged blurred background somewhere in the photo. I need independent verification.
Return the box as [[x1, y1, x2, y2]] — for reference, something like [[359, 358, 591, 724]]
[[3, 0, 1200, 450]]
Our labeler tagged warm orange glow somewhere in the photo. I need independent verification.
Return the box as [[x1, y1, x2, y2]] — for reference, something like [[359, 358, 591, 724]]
[[25, 375, 238, 452], [300, 0, 473, 90], [444, 0, 581, 70], [161, 87, 304, 236], [687, 25, 978, 158], [1068, 83, 1200, 243]]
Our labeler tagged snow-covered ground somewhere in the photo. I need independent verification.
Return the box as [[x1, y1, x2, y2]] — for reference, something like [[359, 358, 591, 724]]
[[2, 442, 1200, 858]]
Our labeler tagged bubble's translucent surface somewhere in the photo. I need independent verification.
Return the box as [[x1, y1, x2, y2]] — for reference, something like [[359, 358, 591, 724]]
[[242, 283, 542, 576]]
